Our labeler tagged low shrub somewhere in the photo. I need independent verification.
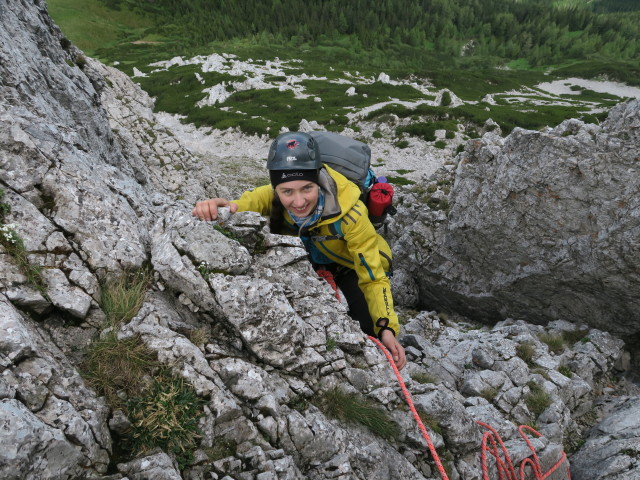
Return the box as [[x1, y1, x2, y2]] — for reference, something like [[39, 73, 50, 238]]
[[397, 123, 436, 142], [74, 54, 87, 69], [440, 90, 452, 106]]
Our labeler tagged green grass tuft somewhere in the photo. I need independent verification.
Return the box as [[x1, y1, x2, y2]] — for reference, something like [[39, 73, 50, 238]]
[[480, 387, 499, 401], [416, 407, 443, 435], [100, 269, 151, 326], [316, 387, 400, 440], [412, 372, 438, 384], [0, 189, 47, 295], [126, 371, 206, 470], [204, 438, 237, 462], [538, 332, 565, 354], [516, 341, 536, 365], [287, 396, 309, 412], [83, 268, 206, 470], [558, 365, 573, 378], [326, 336, 338, 351], [386, 175, 416, 186], [82, 332, 157, 407], [561, 328, 590, 345], [83, 269, 154, 406], [525, 381, 552, 417]]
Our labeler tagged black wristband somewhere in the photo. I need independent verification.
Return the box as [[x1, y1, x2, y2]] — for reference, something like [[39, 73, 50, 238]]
[[376, 317, 397, 339]]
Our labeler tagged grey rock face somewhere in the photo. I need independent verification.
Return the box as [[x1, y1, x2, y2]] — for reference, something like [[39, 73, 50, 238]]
[[0, 296, 111, 479], [569, 396, 640, 480], [390, 101, 640, 338], [0, 399, 87, 480], [118, 450, 183, 480]]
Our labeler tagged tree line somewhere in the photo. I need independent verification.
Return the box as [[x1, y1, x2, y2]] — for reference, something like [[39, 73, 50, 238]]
[[102, 0, 640, 67]]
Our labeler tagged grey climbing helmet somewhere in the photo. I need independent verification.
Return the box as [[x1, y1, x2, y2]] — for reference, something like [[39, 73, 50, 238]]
[[266, 132, 321, 171]]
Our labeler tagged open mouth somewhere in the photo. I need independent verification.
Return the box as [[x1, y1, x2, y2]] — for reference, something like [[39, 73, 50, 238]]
[[292, 205, 309, 215]]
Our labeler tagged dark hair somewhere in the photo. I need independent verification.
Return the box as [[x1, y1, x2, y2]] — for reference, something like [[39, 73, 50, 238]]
[[269, 193, 286, 234]]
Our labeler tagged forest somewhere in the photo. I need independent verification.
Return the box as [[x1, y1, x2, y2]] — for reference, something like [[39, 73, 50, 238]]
[[48, 0, 639, 138], [97, 0, 640, 68]]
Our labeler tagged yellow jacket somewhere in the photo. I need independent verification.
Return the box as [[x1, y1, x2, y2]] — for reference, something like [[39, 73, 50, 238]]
[[233, 165, 399, 337]]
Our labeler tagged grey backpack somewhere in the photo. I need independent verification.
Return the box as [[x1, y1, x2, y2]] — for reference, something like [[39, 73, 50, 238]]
[[309, 131, 374, 193], [309, 131, 395, 228]]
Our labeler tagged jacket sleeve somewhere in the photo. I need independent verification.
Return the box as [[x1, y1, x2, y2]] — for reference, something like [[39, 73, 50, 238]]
[[342, 207, 400, 337], [232, 185, 274, 215]]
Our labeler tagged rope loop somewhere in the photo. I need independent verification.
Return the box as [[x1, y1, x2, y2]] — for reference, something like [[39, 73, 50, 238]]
[[368, 336, 571, 480]]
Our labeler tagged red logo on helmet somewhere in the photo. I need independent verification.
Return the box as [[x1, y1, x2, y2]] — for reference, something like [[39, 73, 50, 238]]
[[286, 140, 299, 149]]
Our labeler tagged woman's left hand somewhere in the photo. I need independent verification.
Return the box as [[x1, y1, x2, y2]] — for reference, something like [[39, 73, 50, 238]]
[[380, 329, 407, 370]]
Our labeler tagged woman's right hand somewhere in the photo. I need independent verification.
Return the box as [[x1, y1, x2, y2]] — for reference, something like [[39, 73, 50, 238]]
[[192, 198, 238, 221]]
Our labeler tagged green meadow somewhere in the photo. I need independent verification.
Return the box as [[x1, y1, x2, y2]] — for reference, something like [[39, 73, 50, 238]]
[[47, 0, 639, 139]]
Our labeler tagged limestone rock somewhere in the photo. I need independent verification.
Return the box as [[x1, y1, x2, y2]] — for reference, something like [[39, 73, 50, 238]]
[[570, 396, 640, 480], [390, 100, 640, 338]]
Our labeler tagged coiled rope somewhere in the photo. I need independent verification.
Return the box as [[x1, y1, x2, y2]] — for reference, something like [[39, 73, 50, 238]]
[[368, 336, 571, 480], [476, 422, 571, 480]]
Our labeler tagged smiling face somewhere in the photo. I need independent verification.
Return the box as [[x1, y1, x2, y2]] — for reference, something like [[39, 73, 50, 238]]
[[275, 180, 320, 217]]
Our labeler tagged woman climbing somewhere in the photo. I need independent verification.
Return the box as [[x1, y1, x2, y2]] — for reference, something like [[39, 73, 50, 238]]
[[192, 131, 406, 369]]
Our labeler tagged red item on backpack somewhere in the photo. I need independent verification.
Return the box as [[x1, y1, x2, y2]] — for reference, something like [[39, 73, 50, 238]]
[[367, 182, 394, 218]]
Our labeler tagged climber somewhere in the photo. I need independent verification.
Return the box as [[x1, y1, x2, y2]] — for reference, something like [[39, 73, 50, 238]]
[[192, 131, 406, 369]]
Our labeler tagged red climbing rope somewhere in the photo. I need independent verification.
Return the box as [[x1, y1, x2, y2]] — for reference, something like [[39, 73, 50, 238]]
[[477, 422, 571, 480], [320, 269, 571, 479], [368, 336, 571, 480], [368, 335, 451, 480]]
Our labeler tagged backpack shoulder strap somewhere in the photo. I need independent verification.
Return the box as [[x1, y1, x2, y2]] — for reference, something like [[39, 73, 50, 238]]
[[310, 201, 366, 242], [310, 219, 344, 242]]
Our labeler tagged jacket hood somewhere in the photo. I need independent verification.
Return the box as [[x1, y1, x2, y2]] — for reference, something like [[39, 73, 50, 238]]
[[317, 165, 362, 224]]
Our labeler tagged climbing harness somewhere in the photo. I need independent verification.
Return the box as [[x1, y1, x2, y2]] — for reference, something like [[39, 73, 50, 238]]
[[368, 336, 572, 480]]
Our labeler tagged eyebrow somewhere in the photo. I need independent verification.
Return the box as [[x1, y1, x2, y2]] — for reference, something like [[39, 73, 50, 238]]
[[277, 182, 315, 192]]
